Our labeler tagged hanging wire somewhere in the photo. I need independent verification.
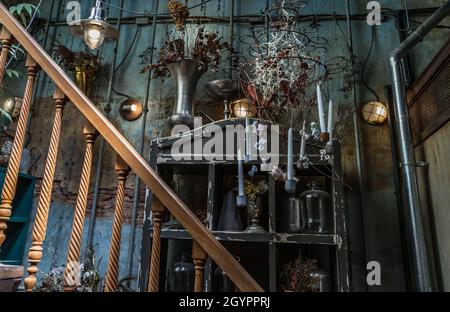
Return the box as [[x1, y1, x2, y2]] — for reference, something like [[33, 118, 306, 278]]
[[100, 0, 214, 16], [114, 26, 141, 73], [360, 26, 380, 101]]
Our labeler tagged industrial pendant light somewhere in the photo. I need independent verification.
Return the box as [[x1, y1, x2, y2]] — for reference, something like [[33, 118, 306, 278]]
[[70, 0, 119, 49]]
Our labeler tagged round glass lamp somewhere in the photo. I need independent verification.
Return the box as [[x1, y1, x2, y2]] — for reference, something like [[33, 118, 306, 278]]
[[69, 0, 119, 50], [361, 101, 388, 125], [232, 99, 257, 118]]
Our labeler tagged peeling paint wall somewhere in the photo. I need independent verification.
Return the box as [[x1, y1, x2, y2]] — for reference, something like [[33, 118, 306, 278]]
[[8, 0, 449, 291]]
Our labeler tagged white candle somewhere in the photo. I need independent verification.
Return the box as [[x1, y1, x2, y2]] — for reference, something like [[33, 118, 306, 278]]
[[287, 128, 293, 181], [316, 84, 327, 133], [245, 118, 250, 161], [300, 120, 306, 157], [238, 149, 244, 196], [327, 100, 334, 145]]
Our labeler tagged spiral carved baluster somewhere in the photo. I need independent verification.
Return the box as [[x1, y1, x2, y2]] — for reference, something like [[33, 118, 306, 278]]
[[192, 240, 207, 292], [148, 198, 165, 292], [0, 55, 39, 247], [104, 156, 130, 292], [0, 28, 13, 83], [24, 88, 67, 292], [63, 123, 98, 292]]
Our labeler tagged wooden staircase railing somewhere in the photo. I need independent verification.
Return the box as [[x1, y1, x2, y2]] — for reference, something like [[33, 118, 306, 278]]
[[0, 3, 263, 292]]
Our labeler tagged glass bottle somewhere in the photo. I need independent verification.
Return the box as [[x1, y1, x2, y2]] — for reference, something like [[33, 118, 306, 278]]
[[300, 181, 330, 233], [167, 254, 195, 292]]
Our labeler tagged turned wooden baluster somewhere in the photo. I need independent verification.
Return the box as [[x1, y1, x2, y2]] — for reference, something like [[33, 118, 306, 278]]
[[0, 28, 13, 83], [104, 156, 130, 292], [63, 123, 98, 292], [148, 197, 165, 292], [24, 87, 67, 292], [0, 55, 39, 247], [192, 240, 207, 292]]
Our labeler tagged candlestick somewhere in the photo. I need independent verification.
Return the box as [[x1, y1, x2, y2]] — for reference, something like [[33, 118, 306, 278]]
[[287, 128, 294, 181], [327, 100, 333, 146], [238, 149, 244, 196], [300, 120, 306, 158], [245, 118, 250, 161], [316, 84, 327, 133], [236, 148, 247, 207]]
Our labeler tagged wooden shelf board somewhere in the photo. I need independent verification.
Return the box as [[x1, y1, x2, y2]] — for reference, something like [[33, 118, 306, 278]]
[[155, 228, 337, 245]]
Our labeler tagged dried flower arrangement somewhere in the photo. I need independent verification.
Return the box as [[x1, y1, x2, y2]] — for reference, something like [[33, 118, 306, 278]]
[[35, 246, 103, 292], [54, 45, 101, 74], [139, 1, 228, 79], [168, 0, 190, 31], [245, 178, 269, 203], [280, 254, 319, 292]]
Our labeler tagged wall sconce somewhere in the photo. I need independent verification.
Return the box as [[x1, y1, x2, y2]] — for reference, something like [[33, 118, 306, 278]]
[[232, 99, 257, 118], [70, 0, 119, 50], [119, 98, 143, 121], [361, 101, 388, 125]]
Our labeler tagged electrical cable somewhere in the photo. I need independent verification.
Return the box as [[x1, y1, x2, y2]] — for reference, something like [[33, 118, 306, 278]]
[[114, 26, 141, 73], [100, 0, 214, 17], [360, 26, 380, 102]]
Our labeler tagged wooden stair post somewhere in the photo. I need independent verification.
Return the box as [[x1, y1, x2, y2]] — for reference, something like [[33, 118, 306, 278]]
[[192, 240, 207, 292], [63, 123, 98, 292], [104, 156, 130, 292], [148, 197, 165, 292], [0, 28, 13, 83], [24, 87, 67, 292], [0, 55, 39, 247]]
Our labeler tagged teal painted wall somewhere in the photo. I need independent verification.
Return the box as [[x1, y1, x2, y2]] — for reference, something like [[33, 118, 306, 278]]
[[8, 0, 449, 291]]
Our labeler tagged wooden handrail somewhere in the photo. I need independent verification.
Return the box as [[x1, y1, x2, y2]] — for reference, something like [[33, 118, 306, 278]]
[[0, 3, 263, 292]]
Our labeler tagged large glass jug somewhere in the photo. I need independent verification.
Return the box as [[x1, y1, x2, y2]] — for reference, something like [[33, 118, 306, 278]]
[[300, 181, 330, 234]]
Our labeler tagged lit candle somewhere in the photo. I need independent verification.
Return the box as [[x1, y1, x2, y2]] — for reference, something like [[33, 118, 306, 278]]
[[238, 148, 244, 197], [327, 100, 333, 146], [300, 120, 306, 158], [287, 128, 294, 181], [316, 84, 327, 133]]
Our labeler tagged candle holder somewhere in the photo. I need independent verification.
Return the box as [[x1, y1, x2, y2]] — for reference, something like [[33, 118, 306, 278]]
[[319, 132, 330, 143], [285, 179, 297, 195], [245, 194, 267, 233]]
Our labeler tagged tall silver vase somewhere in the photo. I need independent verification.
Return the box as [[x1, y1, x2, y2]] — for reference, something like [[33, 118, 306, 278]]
[[168, 59, 208, 129]]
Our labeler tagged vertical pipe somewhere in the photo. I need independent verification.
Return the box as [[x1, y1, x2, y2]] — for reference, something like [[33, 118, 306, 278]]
[[345, 0, 368, 290], [389, 0, 450, 292], [87, 0, 125, 248], [125, 0, 160, 285], [229, 0, 235, 79]]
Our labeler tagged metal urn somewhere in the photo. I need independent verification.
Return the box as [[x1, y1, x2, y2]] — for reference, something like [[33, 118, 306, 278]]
[[167, 59, 208, 129], [300, 181, 330, 234]]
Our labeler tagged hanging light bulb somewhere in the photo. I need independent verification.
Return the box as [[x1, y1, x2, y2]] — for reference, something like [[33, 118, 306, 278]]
[[70, 0, 118, 50]]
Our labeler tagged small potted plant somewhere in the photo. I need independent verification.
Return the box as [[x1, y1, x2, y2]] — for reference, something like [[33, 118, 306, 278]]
[[54, 45, 101, 97]]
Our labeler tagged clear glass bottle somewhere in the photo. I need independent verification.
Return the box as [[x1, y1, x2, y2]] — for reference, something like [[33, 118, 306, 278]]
[[300, 181, 330, 234]]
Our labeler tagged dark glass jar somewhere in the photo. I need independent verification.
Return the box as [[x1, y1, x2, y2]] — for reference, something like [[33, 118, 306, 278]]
[[167, 254, 195, 292]]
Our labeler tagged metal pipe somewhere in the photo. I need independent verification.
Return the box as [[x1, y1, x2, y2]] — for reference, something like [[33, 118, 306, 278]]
[[345, 0, 368, 290], [390, 1, 450, 291], [125, 0, 160, 286], [26, 0, 58, 130], [229, 0, 235, 79], [86, 0, 125, 248]]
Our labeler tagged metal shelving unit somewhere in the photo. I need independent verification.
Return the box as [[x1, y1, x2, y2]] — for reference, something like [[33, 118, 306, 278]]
[[139, 119, 351, 292]]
